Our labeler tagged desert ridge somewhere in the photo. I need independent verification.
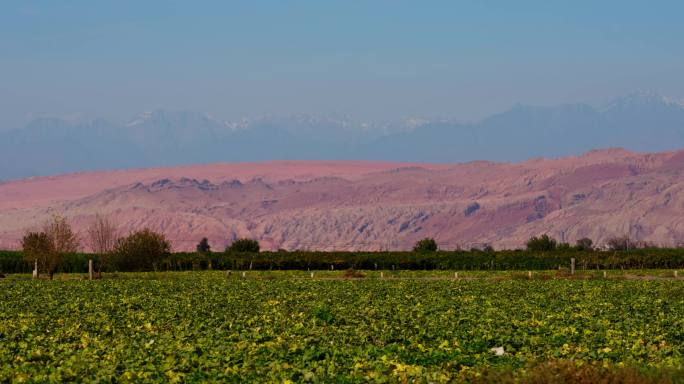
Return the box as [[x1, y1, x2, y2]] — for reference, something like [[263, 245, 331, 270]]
[[1, 148, 683, 251]]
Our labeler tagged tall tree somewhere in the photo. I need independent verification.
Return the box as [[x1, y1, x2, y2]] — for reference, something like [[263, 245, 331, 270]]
[[21, 216, 79, 280], [43, 216, 79, 279], [86, 214, 118, 272], [21, 231, 54, 279], [196, 237, 211, 254]]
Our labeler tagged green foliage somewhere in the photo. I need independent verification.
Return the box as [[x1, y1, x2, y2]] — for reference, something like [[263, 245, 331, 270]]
[[226, 238, 260, 253], [413, 237, 438, 252], [4, 248, 684, 274], [312, 306, 335, 324], [1, 273, 683, 382], [113, 229, 171, 271], [526, 234, 557, 251], [21, 231, 55, 277]]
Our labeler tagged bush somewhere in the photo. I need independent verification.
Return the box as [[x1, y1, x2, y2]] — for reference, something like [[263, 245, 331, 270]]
[[575, 237, 593, 251], [113, 229, 171, 271], [526, 234, 557, 252], [227, 238, 260, 253], [413, 238, 438, 252]]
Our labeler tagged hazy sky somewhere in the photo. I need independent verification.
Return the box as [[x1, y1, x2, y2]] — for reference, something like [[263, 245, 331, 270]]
[[1, 0, 683, 130]]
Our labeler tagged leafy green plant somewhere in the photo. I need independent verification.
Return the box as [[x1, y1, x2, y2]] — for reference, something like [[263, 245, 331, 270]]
[[413, 237, 438, 252], [312, 306, 335, 324], [526, 234, 557, 251], [226, 238, 260, 253], [1, 272, 683, 382], [113, 229, 171, 271]]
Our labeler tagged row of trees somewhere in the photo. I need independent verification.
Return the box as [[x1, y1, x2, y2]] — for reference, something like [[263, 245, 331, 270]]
[[21, 215, 170, 278], [412, 235, 641, 253], [525, 234, 649, 252], [197, 235, 658, 255], [20, 214, 667, 278]]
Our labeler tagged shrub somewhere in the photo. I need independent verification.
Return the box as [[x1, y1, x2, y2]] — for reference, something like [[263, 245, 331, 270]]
[[114, 229, 171, 271], [227, 238, 260, 253], [575, 237, 594, 251], [526, 234, 557, 252], [413, 238, 438, 252]]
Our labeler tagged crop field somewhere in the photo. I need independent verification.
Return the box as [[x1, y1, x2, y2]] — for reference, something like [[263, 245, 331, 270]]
[[1, 271, 684, 382]]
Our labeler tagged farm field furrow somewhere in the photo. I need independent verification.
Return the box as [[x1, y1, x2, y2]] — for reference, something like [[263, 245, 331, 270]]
[[1, 272, 683, 382]]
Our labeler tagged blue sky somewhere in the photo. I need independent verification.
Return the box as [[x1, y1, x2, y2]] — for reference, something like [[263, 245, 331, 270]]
[[1, 0, 683, 129]]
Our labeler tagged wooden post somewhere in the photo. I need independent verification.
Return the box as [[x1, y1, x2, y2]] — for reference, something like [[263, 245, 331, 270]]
[[454, 272, 458, 280], [528, 271, 532, 279], [603, 271, 607, 278], [311, 272, 314, 279], [380, 271, 384, 279], [571, 258, 575, 275], [242, 271, 246, 278], [675, 270, 678, 278], [33, 260, 38, 279], [88, 259, 94, 280]]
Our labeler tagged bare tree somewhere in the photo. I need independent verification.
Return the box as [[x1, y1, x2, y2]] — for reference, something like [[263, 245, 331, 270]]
[[607, 235, 636, 251], [86, 214, 118, 273]]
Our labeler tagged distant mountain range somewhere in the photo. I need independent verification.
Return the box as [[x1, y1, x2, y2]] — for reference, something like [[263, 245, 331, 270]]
[[1, 91, 683, 180], [1, 149, 683, 251]]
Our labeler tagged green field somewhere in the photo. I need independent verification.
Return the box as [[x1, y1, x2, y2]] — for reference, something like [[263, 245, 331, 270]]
[[1, 271, 683, 382]]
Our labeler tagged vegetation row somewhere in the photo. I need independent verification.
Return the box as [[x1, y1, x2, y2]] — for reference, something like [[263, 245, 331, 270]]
[[4, 247, 684, 274], [5, 216, 683, 276]]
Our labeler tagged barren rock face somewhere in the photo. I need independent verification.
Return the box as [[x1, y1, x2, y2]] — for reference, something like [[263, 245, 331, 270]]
[[1, 149, 683, 251]]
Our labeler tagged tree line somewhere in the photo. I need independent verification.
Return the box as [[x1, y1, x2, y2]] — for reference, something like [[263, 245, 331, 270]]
[[8, 215, 681, 277]]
